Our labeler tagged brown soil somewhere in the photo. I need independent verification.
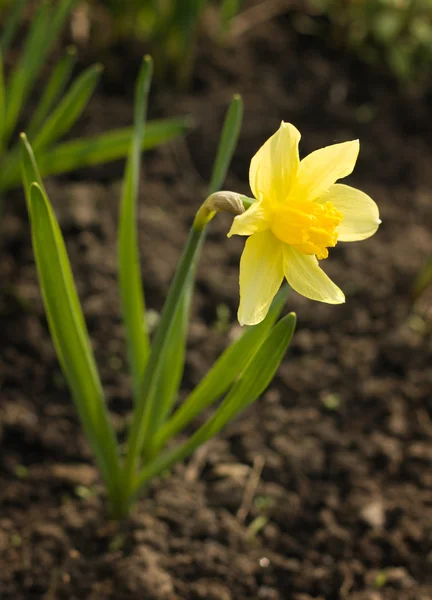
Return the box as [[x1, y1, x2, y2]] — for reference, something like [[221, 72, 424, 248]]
[[1, 7, 432, 600]]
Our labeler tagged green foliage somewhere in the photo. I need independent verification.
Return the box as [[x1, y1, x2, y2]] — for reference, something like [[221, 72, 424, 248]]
[[0, 0, 190, 201], [308, 0, 432, 83], [412, 256, 432, 302], [95, 0, 242, 86], [22, 59, 295, 519]]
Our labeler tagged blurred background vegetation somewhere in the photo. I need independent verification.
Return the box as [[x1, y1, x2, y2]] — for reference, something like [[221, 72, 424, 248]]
[[0, 0, 189, 204], [86, 0, 432, 87], [2, 0, 431, 88], [98, 0, 241, 86], [304, 0, 432, 84]]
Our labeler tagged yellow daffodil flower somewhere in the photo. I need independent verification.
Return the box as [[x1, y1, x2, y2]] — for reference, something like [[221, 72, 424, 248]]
[[228, 122, 381, 326]]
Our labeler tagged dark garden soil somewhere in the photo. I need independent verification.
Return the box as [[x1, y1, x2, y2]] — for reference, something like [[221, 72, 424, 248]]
[[1, 5, 432, 600]]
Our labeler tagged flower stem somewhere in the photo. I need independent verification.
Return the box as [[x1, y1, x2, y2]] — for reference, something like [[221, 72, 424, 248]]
[[121, 221, 206, 505]]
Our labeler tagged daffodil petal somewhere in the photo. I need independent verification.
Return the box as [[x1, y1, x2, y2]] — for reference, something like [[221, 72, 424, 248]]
[[227, 199, 271, 238], [238, 230, 284, 326], [249, 122, 301, 205], [323, 183, 381, 242], [294, 139, 359, 202], [283, 245, 345, 304]]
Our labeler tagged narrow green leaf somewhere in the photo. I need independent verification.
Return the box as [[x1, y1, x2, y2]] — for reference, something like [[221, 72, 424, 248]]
[[27, 46, 77, 139], [19, 132, 45, 194], [0, 50, 5, 149], [21, 135, 121, 499], [219, 0, 241, 33], [133, 312, 297, 495], [168, 0, 207, 86], [26, 179, 122, 501], [4, 1, 51, 141], [48, 0, 76, 49], [123, 226, 205, 488], [0, 0, 27, 53], [37, 116, 192, 174], [207, 312, 296, 429], [3, 0, 76, 141], [27, 182, 103, 418], [132, 96, 244, 457], [412, 256, 432, 302], [123, 96, 243, 493], [119, 56, 152, 400], [149, 272, 193, 433], [152, 286, 290, 452], [32, 64, 102, 152], [141, 96, 244, 447], [0, 117, 192, 191], [208, 94, 243, 194]]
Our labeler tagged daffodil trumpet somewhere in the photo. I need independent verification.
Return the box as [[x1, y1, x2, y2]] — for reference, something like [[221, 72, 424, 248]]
[[227, 122, 381, 326]]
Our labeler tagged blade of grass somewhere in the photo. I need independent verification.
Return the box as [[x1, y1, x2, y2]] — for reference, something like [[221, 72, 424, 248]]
[[0, 117, 192, 190], [32, 64, 103, 152], [27, 46, 77, 139], [132, 313, 296, 496], [151, 285, 290, 453], [119, 56, 152, 400]]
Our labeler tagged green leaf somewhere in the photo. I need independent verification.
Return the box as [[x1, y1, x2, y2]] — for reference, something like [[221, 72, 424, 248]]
[[37, 116, 192, 174], [143, 94, 245, 446], [48, 0, 77, 48], [208, 94, 243, 194], [208, 312, 296, 427], [3, 0, 75, 143], [0, 0, 27, 53], [412, 256, 432, 302], [21, 137, 121, 502], [0, 50, 5, 149], [386, 44, 412, 80], [142, 95, 245, 444], [152, 286, 290, 452], [219, 0, 241, 33], [176, 0, 207, 86], [149, 272, 193, 434], [123, 96, 243, 491], [4, 1, 50, 141], [19, 133, 46, 211], [119, 56, 153, 400], [372, 9, 405, 43], [27, 46, 77, 139], [32, 64, 103, 152], [123, 226, 205, 486], [27, 187, 102, 413], [0, 117, 192, 190], [133, 312, 296, 495]]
